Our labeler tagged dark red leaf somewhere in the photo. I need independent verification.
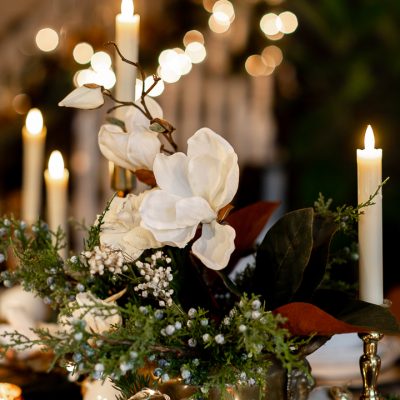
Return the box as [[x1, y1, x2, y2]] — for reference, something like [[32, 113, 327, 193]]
[[226, 201, 279, 253], [275, 302, 366, 336], [136, 169, 157, 187]]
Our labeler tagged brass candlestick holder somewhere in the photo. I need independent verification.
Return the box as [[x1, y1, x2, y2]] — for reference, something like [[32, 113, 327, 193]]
[[358, 331, 384, 400], [111, 165, 135, 197]]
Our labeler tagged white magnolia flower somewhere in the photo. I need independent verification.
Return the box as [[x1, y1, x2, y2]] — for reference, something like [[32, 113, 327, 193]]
[[98, 97, 163, 172], [58, 85, 104, 109], [100, 192, 161, 261], [140, 128, 238, 270], [59, 292, 121, 335]]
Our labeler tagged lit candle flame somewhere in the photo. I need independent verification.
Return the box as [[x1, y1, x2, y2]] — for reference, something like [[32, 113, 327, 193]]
[[26, 108, 43, 135], [121, 0, 134, 16], [48, 150, 65, 180], [364, 125, 375, 151]]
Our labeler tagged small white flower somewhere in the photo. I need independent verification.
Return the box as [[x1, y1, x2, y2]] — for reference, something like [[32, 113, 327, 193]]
[[200, 318, 208, 327], [188, 338, 197, 347], [238, 324, 247, 333], [181, 369, 191, 379], [215, 334, 225, 344], [202, 333, 211, 342], [188, 308, 197, 318], [252, 299, 261, 310], [165, 325, 175, 335], [161, 373, 170, 382], [94, 363, 105, 372], [175, 321, 182, 330], [223, 317, 230, 325], [59, 85, 104, 109], [120, 361, 133, 374], [251, 311, 261, 320]]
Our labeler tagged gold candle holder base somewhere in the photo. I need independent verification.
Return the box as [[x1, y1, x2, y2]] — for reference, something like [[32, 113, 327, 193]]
[[111, 165, 135, 197], [358, 332, 384, 400]]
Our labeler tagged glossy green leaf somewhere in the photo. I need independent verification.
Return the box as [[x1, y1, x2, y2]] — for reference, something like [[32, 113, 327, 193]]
[[254, 208, 314, 309]]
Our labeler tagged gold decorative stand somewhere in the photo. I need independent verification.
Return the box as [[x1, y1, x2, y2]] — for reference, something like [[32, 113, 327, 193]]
[[111, 165, 135, 197], [358, 332, 384, 400]]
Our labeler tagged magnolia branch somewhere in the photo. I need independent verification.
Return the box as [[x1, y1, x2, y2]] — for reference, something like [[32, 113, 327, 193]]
[[105, 41, 178, 153]]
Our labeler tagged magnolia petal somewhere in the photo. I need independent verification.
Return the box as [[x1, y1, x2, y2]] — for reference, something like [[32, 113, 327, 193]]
[[123, 226, 161, 252], [125, 97, 163, 132], [187, 155, 222, 209], [127, 127, 161, 171], [186, 128, 239, 209], [209, 152, 240, 211], [147, 225, 198, 248], [192, 221, 236, 270], [153, 153, 192, 198], [176, 196, 216, 226], [140, 190, 183, 230], [98, 124, 133, 170], [58, 86, 104, 109], [187, 127, 236, 160]]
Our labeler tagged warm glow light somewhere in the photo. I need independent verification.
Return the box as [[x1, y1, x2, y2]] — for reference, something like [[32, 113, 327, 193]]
[[266, 32, 284, 41], [91, 51, 112, 72], [183, 30, 205, 47], [279, 11, 298, 34], [209, 14, 230, 33], [121, 0, 134, 16], [364, 125, 375, 151], [35, 28, 59, 52], [203, 0, 216, 12], [245, 55, 273, 77], [0, 383, 22, 400], [213, 0, 235, 22], [73, 42, 94, 64], [26, 108, 44, 135], [12, 93, 31, 115], [262, 45, 283, 67], [159, 65, 181, 84], [48, 151, 65, 180], [159, 49, 179, 67], [96, 69, 116, 89], [260, 13, 280, 36], [185, 42, 207, 64], [76, 69, 97, 87]]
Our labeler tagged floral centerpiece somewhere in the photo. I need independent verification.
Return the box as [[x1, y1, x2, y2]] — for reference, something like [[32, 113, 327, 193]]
[[0, 44, 399, 400]]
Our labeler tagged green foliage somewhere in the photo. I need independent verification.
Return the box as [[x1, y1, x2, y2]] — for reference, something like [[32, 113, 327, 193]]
[[1, 185, 398, 398]]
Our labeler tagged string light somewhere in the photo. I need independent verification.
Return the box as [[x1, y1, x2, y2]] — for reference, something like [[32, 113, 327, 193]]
[[73, 43, 94, 65], [35, 28, 59, 52], [260, 13, 281, 36], [208, 14, 230, 33], [91, 52, 112, 73], [279, 11, 298, 34], [213, 0, 235, 23], [185, 42, 207, 64], [183, 30, 205, 46], [261, 45, 283, 67]]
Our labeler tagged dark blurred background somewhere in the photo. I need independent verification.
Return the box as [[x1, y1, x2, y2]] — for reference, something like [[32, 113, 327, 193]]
[[0, 0, 399, 290]]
